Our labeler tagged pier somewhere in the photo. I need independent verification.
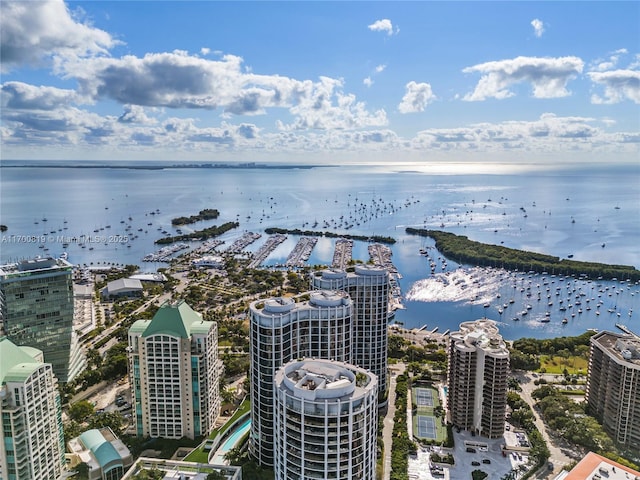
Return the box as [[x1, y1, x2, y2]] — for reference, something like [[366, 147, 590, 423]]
[[331, 238, 353, 269], [224, 232, 261, 254], [248, 234, 287, 269], [369, 243, 404, 311], [143, 243, 189, 262], [284, 236, 318, 268]]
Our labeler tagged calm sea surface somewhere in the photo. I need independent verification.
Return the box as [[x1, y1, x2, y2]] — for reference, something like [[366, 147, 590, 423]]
[[1, 163, 639, 340]]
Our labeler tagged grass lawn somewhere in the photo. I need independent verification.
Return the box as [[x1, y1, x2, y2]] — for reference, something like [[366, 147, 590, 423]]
[[538, 355, 588, 374]]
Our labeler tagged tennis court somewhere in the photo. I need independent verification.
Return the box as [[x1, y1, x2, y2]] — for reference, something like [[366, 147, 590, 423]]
[[415, 387, 434, 407], [416, 415, 437, 439]]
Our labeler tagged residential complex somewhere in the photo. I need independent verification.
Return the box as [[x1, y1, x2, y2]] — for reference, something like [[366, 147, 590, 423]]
[[586, 331, 640, 452], [447, 319, 510, 439], [311, 265, 390, 399], [273, 359, 378, 480], [0, 256, 86, 382], [127, 300, 222, 440], [249, 291, 353, 466], [0, 336, 65, 480]]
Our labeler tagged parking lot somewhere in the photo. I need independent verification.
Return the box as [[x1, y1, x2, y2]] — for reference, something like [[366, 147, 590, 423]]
[[409, 428, 531, 480]]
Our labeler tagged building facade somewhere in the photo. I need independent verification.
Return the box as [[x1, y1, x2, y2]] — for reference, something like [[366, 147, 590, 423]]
[[128, 300, 222, 440], [311, 265, 390, 399], [273, 359, 378, 480], [447, 319, 509, 439], [0, 336, 65, 480], [0, 256, 86, 382], [586, 331, 640, 452], [249, 291, 352, 467]]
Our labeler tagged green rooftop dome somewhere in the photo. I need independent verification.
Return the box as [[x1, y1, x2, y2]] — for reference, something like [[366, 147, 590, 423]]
[[141, 300, 208, 338], [79, 429, 121, 469]]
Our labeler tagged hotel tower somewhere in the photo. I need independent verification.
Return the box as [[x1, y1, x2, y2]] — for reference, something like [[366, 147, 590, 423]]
[[311, 265, 390, 400], [128, 300, 222, 440], [249, 291, 352, 467], [0, 256, 86, 383], [273, 359, 378, 480], [447, 319, 510, 438]]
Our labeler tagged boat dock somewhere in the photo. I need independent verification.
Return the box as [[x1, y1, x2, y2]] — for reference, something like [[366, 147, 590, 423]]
[[332, 238, 353, 269], [284, 236, 318, 268], [248, 234, 287, 269], [143, 243, 189, 262], [369, 243, 404, 311], [224, 232, 261, 254]]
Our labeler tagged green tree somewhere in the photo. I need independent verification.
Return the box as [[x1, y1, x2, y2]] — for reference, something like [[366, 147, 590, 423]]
[[73, 462, 90, 480], [207, 472, 227, 480], [88, 412, 125, 436], [68, 400, 94, 423]]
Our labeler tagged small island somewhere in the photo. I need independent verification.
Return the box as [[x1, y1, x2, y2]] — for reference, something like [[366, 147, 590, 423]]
[[0, 225, 7, 232], [406, 228, 640, 281], [171, 208, 220, 226], [156, 221, 239, 244], [264, 227, 396, 244]]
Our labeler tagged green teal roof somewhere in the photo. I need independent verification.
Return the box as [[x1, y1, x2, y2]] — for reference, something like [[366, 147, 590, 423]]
[[79, 429, 122, 468], [141, 300, 211, 338], [0, 337, 43, 383]]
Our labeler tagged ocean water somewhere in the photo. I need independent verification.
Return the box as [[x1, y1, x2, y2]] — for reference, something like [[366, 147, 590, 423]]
[[1, 162, 638, 339]]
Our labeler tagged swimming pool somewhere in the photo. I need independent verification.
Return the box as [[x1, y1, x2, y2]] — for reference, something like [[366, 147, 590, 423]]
[[210, 417, 251, 464]]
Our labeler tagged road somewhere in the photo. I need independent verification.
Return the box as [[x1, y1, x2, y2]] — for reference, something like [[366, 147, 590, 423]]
[[516, 372, 576, 478], [382, 362, 406, 480]]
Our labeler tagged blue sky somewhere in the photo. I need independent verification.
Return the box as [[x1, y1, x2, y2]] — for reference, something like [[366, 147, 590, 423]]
[[1, 1, 638, 165]]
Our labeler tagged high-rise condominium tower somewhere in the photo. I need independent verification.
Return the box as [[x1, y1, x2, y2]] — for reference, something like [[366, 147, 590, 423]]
[[0, 256, 85, 382], [0, 336, 65, 480], [128, 300, 222, 439], [586, 331, 640, 452], [273, 359, 378, 480], [447, 319, 509, 439], [249, 291, 352, 467], [311, 265, 390, 399]]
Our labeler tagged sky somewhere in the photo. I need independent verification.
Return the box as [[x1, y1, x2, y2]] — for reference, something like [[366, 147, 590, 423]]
[[1, 1, 639, 166]]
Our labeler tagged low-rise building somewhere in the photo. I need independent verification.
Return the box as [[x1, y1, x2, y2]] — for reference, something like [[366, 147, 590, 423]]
[[553, 451, 640, 480], [67, 427, 133, 480], [121, 458, 242, 480], [101, 278, 143, 299]]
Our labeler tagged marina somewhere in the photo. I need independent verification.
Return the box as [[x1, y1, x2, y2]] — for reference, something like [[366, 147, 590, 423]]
[[2, 163, 638, 340]]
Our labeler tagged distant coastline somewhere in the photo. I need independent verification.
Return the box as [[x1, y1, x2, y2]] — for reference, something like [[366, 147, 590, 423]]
[[0, 160, 320, 170]]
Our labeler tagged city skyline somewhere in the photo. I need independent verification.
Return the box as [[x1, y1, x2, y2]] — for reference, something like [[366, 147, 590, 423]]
[[1, 1, 638, 166]]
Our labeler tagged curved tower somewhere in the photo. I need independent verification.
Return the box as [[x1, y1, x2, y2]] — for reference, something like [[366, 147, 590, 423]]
[[249, 291, 352, 466], [311, 265, 390, 400], [273, 359, 378, 480]]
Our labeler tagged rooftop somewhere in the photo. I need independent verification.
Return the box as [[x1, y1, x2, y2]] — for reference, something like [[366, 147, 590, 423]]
[[555, 451, 640, 480], [591, 330, 640, 366]]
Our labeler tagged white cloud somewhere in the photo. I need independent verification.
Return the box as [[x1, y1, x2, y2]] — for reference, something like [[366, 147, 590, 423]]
[[588, 70, 640, 104], [117, 105, 156, 124], [368, 19, 397, 36], [590, 49, 629, 72], [462, 56, 584, 101], [363, 77, 373, 87], [375, 64, 387, 73], [531, 19, 545, 38], [1, 82, 83, 110], [0, 0, 116, 73], [398, 81, 435, 113], [200, 47, 211, 56]]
